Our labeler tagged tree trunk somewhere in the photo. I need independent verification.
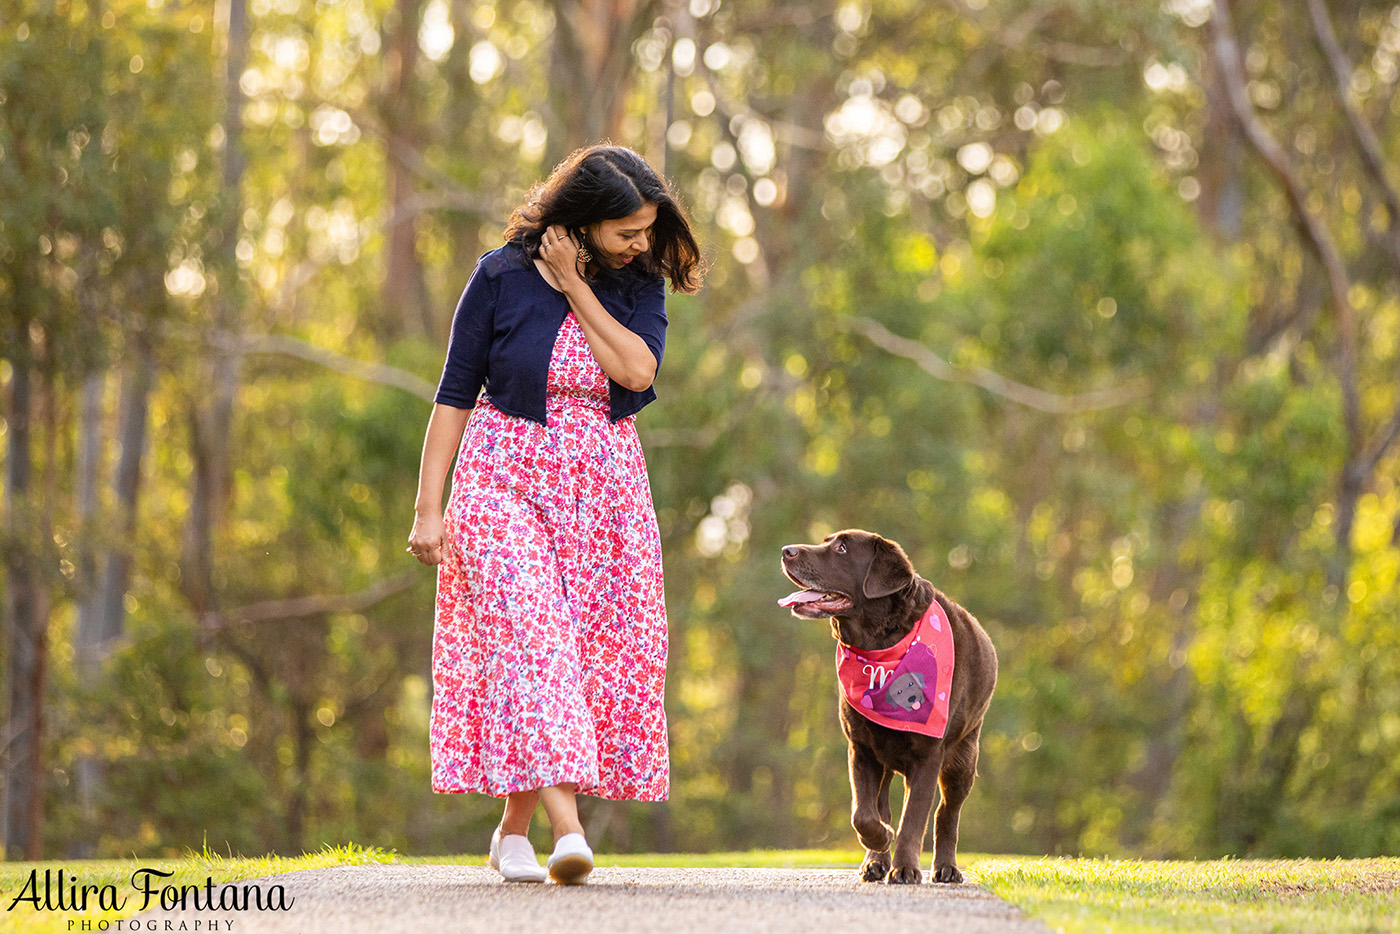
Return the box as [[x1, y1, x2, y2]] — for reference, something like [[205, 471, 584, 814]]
[[72, 370, 106, 859], [185, 0, 248, 623], [69, 340, 152, 860], [2, 316, 44, 860], [545, 0, 658, 164], [1195, 48, 1244, 239], [379, 0, 432, 340], [75, 371, 106, 659], [97, 338, 155, 645], [286, 698, 313, 854]]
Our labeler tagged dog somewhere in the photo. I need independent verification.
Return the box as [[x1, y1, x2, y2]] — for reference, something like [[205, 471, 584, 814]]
[[779, 530, 997, 885]]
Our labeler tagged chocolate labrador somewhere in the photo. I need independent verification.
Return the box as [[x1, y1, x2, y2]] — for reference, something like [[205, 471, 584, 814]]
[[779, 530, 997, 884]]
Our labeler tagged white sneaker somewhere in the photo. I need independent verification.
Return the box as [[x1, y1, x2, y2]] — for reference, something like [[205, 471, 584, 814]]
[[488, 826, 547, 883], [546, 832, 594, 885]]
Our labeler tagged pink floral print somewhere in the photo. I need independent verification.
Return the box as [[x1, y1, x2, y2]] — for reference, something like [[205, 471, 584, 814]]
[[429, 313, 669, 801]]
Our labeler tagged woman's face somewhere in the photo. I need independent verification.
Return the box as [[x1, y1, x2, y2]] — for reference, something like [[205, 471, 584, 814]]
[[586, 202, 659, 269]]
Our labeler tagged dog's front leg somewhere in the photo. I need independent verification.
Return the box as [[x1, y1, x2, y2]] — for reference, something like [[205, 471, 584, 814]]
[[849, 744, 892, 882], [931, 727, 981, 883], [888, 755, 942, 885]]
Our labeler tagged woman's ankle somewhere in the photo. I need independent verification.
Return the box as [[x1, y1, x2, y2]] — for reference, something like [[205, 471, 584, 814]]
[[537, 783, 584, 842], [501, 790, 540, 837], [551, 822, 586, 843]]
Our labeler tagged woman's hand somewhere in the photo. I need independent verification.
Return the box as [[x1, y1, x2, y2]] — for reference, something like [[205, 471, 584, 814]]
[[538, 224, 587, 286], [406, 510, 447, 566]]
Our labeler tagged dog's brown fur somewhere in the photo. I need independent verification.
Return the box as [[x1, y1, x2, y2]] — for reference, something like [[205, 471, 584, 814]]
[[781, 530, 997, 884]]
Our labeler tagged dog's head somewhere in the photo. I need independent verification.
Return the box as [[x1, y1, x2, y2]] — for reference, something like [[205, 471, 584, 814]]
[[778, 529, 917, 623]]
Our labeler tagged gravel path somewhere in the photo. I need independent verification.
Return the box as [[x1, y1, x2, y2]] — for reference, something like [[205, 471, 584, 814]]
[[129, 863, 1052, 933]]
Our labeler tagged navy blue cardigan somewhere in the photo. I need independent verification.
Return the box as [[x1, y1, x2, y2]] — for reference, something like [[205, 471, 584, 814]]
[[433, 242, 667, 423]]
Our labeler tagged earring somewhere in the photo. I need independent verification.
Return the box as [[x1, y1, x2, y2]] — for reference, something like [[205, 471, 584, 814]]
[[576, 245, 593, 263]]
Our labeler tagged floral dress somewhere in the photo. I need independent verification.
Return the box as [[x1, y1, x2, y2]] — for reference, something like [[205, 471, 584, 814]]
[[429, 312, 669, 801]]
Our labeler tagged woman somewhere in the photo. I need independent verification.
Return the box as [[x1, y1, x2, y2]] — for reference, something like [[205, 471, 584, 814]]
[[406, 145, 702, 885]]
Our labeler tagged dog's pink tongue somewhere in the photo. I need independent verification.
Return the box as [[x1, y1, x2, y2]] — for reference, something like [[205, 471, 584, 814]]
[[778, 589, 826, 607]]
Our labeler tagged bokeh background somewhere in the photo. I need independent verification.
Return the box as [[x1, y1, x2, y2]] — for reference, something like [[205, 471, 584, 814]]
[[2, 0, 1398, 862]]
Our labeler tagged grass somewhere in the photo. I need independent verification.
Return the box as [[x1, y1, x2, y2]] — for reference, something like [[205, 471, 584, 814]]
[[400, 846, 865, 869], [963, 854, 1400, 934], [0, 841, 393, 934], [5, 846, 1396, 933]]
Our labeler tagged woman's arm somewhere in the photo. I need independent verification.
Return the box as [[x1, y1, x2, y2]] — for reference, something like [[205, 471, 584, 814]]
[[407, 403, 472, 566], [412, 254, 497, 565], [561, 278, 657, 391], [538, 225, 659, 392]]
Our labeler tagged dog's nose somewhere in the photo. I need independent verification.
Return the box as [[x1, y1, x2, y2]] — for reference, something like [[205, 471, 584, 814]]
[[782, 545, 799, 559]]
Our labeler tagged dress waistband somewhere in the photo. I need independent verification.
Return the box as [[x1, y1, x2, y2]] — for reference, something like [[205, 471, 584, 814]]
[[546, 393, 611, 415]]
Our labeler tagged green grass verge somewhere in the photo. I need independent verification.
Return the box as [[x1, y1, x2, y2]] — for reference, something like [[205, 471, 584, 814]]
[[6, 848, 1397, 933], [401, 846, 866, 869], [963, 854, 1400, 934], [0, 842, 394, 934]]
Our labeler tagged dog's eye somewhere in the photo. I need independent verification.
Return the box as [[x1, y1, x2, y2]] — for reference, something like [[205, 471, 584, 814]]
[[834, 540, 846, 554]]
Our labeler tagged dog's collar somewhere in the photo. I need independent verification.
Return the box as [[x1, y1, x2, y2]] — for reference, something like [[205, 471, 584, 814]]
[[835, 599, 955, 738]]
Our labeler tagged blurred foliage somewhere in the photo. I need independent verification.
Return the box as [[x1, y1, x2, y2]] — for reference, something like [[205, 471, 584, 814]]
[[2, 0, 1398, 862]]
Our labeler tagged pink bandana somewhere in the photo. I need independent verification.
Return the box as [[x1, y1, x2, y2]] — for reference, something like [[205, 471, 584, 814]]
[[836, 599, 955, 738]]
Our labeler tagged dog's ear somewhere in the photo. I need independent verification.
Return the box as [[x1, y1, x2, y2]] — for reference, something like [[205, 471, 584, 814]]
[[862, 537, 915, 598]]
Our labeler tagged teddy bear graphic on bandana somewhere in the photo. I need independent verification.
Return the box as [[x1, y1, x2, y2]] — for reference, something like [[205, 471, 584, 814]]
[[861, 642, 939, 724]]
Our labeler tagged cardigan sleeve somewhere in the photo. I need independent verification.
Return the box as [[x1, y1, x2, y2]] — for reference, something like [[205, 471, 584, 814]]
[[630, 275, 668, 373], [433, 258, 498, 409]]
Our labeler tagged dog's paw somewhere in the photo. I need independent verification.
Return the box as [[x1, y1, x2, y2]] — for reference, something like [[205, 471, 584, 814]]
[[931, 863, 964, 884], [886, 865, 922, 885], [859, 854, 891, 882]]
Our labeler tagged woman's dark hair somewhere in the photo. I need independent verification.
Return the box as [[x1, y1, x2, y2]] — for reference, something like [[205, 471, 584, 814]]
[[504, 144, 704, 294]]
